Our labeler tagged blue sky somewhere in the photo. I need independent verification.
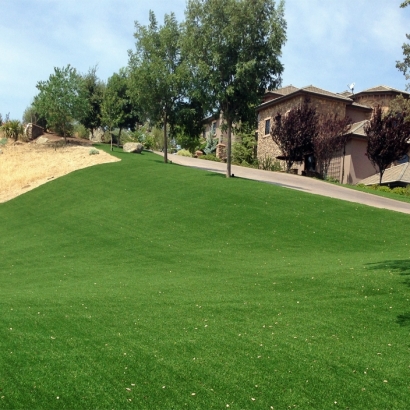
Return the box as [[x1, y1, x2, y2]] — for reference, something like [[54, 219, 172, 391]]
[[1, 0, 409, 119]]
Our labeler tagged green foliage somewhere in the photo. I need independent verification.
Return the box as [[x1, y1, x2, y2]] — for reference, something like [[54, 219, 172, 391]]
[[73, 122, 89, 139], [203, 134, 218, 155], [34, 65, 87, 140], [183, 0, 286, 175], [0, 137, 7, 146], [1, 119, 24, 141], [258, 155, 282, 171], [176, 149, 192, 157], [391, 186, 410, 196], [88, 148, 100, 155], [232, 132, 257, 165], [101, 69, 139, 150], [79, 66, 105, 136], [128, 11, 188, 163], [22, 104, 48, 128]]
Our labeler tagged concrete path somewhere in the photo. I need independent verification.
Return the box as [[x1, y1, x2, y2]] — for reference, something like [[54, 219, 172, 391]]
[[155, 152, 410, 215]]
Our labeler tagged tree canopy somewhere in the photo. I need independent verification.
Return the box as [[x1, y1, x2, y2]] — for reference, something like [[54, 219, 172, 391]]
[[271, 99, 318, 173], [33, 65, 87, 141], [365, 106, 410, 184], [128, 11, 188, 163], [183, 0, 287, 177]]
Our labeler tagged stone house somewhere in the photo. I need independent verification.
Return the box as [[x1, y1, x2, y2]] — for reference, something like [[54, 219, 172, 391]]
[[202, 113, 239, 159], [256, 85, 410, 184]]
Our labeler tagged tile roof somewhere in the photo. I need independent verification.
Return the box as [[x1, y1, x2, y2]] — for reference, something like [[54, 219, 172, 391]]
[[272, 85, 300, 96], [349, 102, 373, 110], [348, 120, 368, 137], [356, 85, 410, 95], [338, 90, 353, 97], [300, 85, 353, 101], [359, 162, 410, 185]]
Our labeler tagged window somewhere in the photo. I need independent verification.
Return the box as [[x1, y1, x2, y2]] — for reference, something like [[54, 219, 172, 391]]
[[211, 121, 217, 135], [264, 118, 271, 135]]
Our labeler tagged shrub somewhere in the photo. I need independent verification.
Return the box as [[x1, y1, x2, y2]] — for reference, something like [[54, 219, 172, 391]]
[[176, 149, 192, 157], [144, 135, 155, 150], [259, 155, 282, 171], [89, 148, 100, 155], [73, 123, 89, 139], [356, 183, 366, 188], [0, 137, 8, 146], [376, 186, 392, 193], [391, 187, 410, 196], [1, 120, 24, 141]]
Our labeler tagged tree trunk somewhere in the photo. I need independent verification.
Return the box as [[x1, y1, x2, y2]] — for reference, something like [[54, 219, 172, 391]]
[[226, 119, 232, 178], [110, 127, 113, 151], [117, 127, 122, 148], [379, 168, 384, 185], [163, 112, 168, 164]]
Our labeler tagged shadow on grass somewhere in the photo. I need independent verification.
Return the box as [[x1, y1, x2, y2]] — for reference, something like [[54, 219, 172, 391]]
[[366, 259, 410, 326]]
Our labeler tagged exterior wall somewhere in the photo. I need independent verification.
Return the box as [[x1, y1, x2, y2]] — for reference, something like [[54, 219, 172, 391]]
[[342, 137, 376, 184], [257, 95, 346, 172], [345, 106, 371, 123], [352, 93, 395, 113], [202, 114, 239, 148]]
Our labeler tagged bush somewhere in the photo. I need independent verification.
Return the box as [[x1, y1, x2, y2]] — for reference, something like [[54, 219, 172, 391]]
[[73, 123, 89, 139], [0, 137, 8, 146], [376, 186, 392, 193], [199, 154, 221, 162], [144, 135, 155, 150], [89, 148, 100, 155], [391, 187, 410, 196], [176, 149, 192, 157], [1, 120, 24, 141], [258, 155, 282, 171]]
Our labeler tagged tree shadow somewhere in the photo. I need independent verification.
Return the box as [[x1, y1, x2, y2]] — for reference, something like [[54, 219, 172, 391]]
[[365, 259, 410, 326]]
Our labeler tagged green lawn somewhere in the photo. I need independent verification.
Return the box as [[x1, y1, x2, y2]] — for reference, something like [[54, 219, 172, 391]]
[[1, 146, 409, 409]]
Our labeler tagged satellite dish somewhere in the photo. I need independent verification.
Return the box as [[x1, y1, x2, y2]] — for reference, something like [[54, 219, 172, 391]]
[[348, 83, 355, 94]]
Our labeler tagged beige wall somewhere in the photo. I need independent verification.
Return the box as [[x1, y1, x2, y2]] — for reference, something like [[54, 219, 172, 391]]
[[257, 95, 346, 170], [203, 115, 239, 146], [346, 106, 371, 123], [353, 94, 394, 112]]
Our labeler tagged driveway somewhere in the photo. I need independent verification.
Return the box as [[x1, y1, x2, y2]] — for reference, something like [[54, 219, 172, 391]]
[[156, 152, 410, 215]]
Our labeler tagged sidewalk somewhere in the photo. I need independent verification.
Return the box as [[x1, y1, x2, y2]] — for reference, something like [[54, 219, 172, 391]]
[[155, 152, 410, 215]]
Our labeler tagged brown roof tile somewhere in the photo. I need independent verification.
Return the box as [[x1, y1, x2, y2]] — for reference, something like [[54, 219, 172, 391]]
[[356, 85, 409, 95]]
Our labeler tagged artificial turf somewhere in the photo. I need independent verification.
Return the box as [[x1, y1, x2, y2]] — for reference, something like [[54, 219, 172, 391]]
[[0, 146, 409, 409]]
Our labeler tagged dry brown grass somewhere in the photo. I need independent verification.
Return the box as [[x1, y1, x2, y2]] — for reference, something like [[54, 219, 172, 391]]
[[0, 138, 120, 203]]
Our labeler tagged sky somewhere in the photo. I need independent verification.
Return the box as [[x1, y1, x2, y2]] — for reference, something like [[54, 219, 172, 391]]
[[1, 0, 409, 120]]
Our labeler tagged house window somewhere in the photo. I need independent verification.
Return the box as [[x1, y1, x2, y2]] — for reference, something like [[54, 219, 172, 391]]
[[211, 121, 217, 135], [264, 118, 271, 135]]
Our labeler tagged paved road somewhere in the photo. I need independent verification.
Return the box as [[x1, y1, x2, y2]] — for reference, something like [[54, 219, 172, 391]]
[[155, 152, 410, 215]]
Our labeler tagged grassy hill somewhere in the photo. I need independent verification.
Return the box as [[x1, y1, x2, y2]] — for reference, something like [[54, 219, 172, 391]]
[[1, 146, 409, 409]]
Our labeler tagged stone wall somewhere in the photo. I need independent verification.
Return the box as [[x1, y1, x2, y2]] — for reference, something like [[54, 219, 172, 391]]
[[24, 123, 44, 140], [257, 95, 346, 164], [353, 94, 395, 112]]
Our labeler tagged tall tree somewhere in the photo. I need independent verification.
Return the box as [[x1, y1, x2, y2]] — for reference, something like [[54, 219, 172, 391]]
[[314, 114, 351, 179], [33, 65, 87, 141], [183, 0, 286, 177], [365, 106, 410, 184], [271, 99, 318, 173], [79, 66, 105, 138], [397, 1, 410, 88], [128, 11, 188, 163]]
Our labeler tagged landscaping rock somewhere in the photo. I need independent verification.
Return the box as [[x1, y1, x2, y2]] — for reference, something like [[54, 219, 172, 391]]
[[90, 127, 104, 143], [36, 136, 49, 145], [123, 142, 143, 153]]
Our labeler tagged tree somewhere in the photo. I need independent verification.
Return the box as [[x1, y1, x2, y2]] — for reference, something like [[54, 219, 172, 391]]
[[271, 99, 318, 173], [314, 114, 351, 179], [101, 69, 139, 149], [22, 104, 47, 129], [33, 65, 87, 141], [128, 11, 188, 163], [79, 66, 105, 138], [397, 1, 410, 88], [172, 99, 205, 153], [365, 106, 410, 184], [183, 0, 286, 177]]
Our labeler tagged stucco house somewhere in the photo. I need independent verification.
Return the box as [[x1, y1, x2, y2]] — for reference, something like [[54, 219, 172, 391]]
[[256, 85, 410, 184]]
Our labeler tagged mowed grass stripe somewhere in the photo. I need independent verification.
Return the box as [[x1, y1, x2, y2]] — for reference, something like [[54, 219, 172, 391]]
[[0, 147, 409, 409]]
